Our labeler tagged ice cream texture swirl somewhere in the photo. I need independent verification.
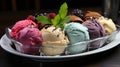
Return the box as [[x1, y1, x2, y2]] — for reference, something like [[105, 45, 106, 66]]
[[41, 25, 69, 55], [65, 22, 90, 45]]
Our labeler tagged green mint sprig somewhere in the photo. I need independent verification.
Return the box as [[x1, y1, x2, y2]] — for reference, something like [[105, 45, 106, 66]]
[[36, 2, 70, 30]]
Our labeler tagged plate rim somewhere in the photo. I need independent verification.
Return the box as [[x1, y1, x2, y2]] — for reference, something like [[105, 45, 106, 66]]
[[0, 32, 120, 59]]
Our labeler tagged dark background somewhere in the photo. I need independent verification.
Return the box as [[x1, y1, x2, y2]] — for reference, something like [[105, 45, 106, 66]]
[[0, 0, 120, 37], [0, 0, 103, 11], [0, 0, 105, 37]]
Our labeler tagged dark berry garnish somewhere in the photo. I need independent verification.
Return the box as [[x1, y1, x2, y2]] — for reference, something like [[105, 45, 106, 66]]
[[35, 12, 48, 17], [37, 22, 42, 27], [48, 13, 56, 19], [71, 9, 85, 21], [27, 15, 35, 21]]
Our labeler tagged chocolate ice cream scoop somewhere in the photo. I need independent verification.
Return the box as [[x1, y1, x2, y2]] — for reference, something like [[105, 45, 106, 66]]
[[85, 11, 102, 20], [69, 15, 84, 23]]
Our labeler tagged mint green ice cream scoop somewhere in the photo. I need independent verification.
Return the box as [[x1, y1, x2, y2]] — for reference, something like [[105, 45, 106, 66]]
[[64, 22, 90, 54]]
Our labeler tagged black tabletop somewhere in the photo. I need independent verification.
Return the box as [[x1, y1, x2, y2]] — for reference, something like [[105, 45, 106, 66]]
[[0, 44, 120, 67]]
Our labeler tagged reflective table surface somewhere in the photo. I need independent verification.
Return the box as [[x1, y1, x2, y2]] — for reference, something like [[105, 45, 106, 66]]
[[0, 44, 120, 67]]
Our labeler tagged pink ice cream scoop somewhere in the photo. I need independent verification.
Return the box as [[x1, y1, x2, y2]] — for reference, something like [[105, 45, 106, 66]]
[[10, 20, 37, 39], [15, 27, 42, 54], [82, 18, 106, 39]]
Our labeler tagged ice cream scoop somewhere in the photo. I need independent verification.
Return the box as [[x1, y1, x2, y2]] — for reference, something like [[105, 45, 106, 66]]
[[69, 15, 84, 23], [98, 17, 117, 34], [41, 25, 69, 56], [64, 22, 89, 54], [85, 11, 102, 20], [82, 18, 106, 49], [15, 27, 42, 55], [83, 18, 106, 39], [10, 20, 37, 39]]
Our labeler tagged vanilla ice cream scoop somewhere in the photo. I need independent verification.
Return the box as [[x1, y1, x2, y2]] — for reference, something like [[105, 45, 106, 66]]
[[41, 25, 69, 56], [98, 17, 117, 34]]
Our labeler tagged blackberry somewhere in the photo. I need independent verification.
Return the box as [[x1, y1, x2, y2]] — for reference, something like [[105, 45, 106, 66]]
[[35, 12, 48, 17], [34, 12, 48, 23], [71, 9, 85, 21]]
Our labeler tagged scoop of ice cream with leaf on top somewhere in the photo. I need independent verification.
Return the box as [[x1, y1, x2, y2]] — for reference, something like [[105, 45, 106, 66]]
[[36, 2, 70, 56]]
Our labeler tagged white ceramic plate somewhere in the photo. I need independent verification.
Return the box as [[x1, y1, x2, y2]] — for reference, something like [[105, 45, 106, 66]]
[[0, 31, 120, 62]]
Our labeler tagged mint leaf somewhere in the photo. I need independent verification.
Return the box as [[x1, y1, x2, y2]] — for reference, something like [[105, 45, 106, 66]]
[[35, 2, 70, 30], [36, 16, 51, 25], [60, 16, 70, 24], [59, 2, 68, 19], [57, 23, 64, 30], [57, 16, 70, 30], [51, 14, 60, 26]]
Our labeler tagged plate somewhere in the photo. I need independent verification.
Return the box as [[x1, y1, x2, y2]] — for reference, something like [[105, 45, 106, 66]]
[[0, 31, 120, 62]]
